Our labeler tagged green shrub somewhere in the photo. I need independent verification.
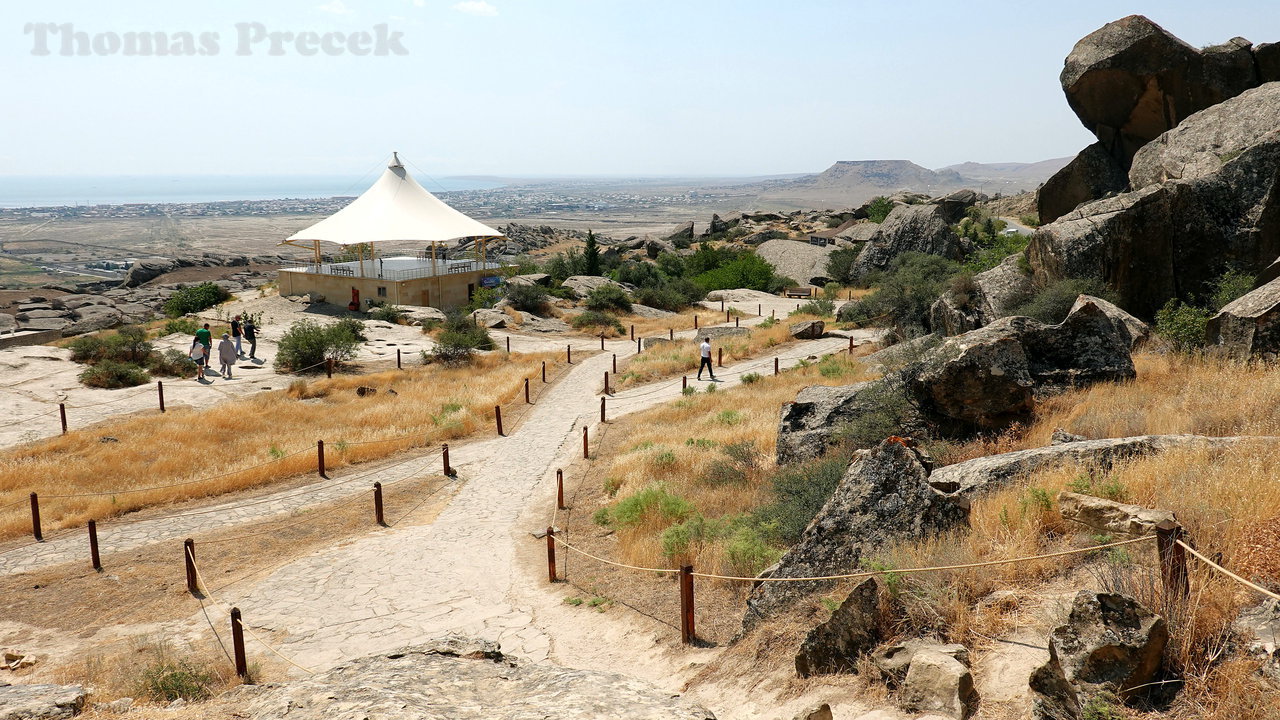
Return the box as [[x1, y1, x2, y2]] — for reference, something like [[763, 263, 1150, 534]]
[[826, 248, 861, 285], [67, 335, 107, 364], [741, 372, 762, 384], [725, 524, 782, 576], [838, 253, 963, 335], [146, 348, 194, 377], [792, 297, 835, 317], [1154, 299, 1209, 352], [430, 312, 494, 364], [607, 484, 694, 528], [163, 318, 201, 336], [660, 514, 728, 558], [506, 282, 550, 313], [693, 253, 785, 293], [963, 233, 1030, 274], [1018, 214, 1041, 228], [753, 454, 849, 543], [68, 325, 152, 365], [80, 360, 150, 388], [163, 283, 230, 318], [274, 318, 364, 372], [832, 380, 917, 450], [1209, 269, 1253, 311], [1011, 277, 1113, 323], [136, 659, 215, 702], [584, 284, 632, 313], [865, 196, 895, 223], [633, 286, 687, 312], [570, 310, 623, 334], [368, 304, 406, 323]]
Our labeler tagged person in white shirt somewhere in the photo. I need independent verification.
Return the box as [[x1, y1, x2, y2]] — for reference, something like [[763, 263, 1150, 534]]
[[697, 337, 716, 381]]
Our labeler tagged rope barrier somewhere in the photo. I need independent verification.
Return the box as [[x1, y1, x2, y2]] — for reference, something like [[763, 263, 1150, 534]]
[[186, 546, 316, 674], [551, 534, 680, 575], [1177, 539, 1280, 602]]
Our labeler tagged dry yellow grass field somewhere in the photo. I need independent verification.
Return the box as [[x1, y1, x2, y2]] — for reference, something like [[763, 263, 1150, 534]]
[[0, 352, 562, 539], [615, 313, 827, 387]]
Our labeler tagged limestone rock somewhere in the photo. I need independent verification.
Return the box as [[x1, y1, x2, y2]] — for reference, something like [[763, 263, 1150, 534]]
[[506, 273, 550, 287], [911, 319, 1038, 431], [857, 334, 942, 374], [400, 305, 448, 326], [972, 253, 1034, 323], [755, 239, 834, 287], [776, 376, 921, 465], [1051, 429, 1088, 445], [1030, 592, 1168, 717], [1057, 491, 1175, 537], [65, 305, 124, 335], [789, 320, 825, 340], [120, 259, 178, 287], [1038, 142, 1131, 224], [791, 704, 832, 720], [0, 315, 15, 333], [901, 649, 979, 720], [0, 683, 86, 720], [561, 275, 629, 298], [743, 440, 966, 631], [469, 308, 508, 329], [794, 578, 880, 677], [853, 204, 964, 277], [937, 189, 984, 224], [17, 317, 72, 332], [928, 293, 981, 337], [1207, 275, 1280, 356], [50, 294, 113, 310], [645, 238, 676, 259], [665, 222, 695, 243], [629, 304, 676, 319], [15, 309, 67, 321], [1070, 295, 1149, 349], [873, 639, 970, 686], [245, 638, 715, 719]]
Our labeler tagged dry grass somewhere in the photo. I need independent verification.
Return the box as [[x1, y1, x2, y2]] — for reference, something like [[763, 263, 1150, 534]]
[[615, 314, 826, 387], [0, 352, 562, 539], [57, 635, 244, 704]]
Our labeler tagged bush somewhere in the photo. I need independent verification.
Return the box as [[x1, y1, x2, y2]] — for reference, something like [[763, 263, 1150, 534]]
[[584, 284, 632, 313], [792, 297, 836, 317], [1018, 214, 1041, 228], [506, 282, 550, 313], [80, 360, 150, 388], [826, 247, 860, 285], [754, 454, 849, 543], [146, 348, 194, 377], [605, 484, 694, 528], [741, 372, 762, 384], [865, 196, 895, 223], [67, 335, 107, 364], [1154, 299, 1210, 352], [694, 253, 785, 293], [1209, 269, 1253, 311], [833, 380, 918, 449], [163, 318, 201, 336], [838, 253, 963, 335], [163, 283, 230, 318], [429, 312, 495, 364], [570, 310, 623, 334], [68, 325, 152, 365], [963, 233, 1030, 274], [725, 524, 783, 577], [274, 318, 364, 372], [633, 286, 686, 311], [1011, 277, 1112, 323], [368, 304, 406, 323], [136, 659, 216, 702]]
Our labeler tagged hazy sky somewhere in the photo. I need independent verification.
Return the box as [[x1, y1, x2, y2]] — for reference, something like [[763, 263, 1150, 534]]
[[3, 1, 1278, 178]]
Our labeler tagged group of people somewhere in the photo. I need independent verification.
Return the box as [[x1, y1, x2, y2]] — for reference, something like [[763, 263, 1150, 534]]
[[188, 314, 257, 381]]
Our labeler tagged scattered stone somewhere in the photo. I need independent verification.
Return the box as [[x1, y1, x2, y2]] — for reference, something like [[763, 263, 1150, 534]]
[[92, 697, 134, 713], [99, 436, 119, 444], [743, 440, 966, 631], [244, 637, 716, 719], [901, 649, 979, 720], [355, 386, 377, 397], [791, 704, 832, 720], [873, 640, 970, 687], [469, 308, 508, 329], [1058, 491, 1176, 537], [794, 577, 880, 677], [0, 684, 86, 720], [560, 275, 628, 298], [665, 221, 695, 243], [789, 320, 825, 340], [1207, 275, 1280, 357]]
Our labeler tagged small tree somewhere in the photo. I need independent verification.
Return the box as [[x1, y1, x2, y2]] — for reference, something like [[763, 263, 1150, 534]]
[[429, 311, 494, 364], [274, 319, 364, 372], [826, 248, 860, 285], [584, 230, 602, 276], [506, 282, 550, 313], [584, 284, 632, 312]]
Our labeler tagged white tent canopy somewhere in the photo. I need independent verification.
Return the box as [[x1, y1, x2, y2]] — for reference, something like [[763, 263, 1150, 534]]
[[286, 154, 502, 246]]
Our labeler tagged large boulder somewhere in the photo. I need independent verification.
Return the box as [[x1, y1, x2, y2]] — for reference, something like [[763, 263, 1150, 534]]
[[119, 259, 178, 287], [469, 308, 508, 329], [1029, 83, 1280, 319], [0, 684, 87, 720], [506, 273, 550, 287], [561, 275, 628, 298], [937, 189, 984, 224], [665, 221, 695, 244], [776, 375, 922, 464], [972, 253, 1034, 323], [789, 320, 825, 340], [794, 577, 880, 677], [1057, 491, 1177, 537], [64, 305, 124, 335], [1030, 592, 1168, 719], [705, 213, 740, 236], [1038, 142, 1131, 224], [1061, 16, 1265, 169], [853, 204, 964, 277], [901, 649, 979, 720], [755, 239, 834, 287], [742, 440, 967, 631], [928, 293, 982, 337], [1207, 275, 1280, 356], [244, 638, 716, 720], [1070, 295, 1149, 350]]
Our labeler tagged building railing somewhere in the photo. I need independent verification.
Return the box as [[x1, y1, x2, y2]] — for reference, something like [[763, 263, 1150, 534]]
[[281, 260, 504, 281]]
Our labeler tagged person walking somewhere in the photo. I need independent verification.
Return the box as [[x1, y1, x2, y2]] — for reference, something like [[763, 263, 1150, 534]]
[[194, 323, 212, 368], [189, 340, 206, 380], [217, 332, 237, 380], [697, 336, 716, 381], [242, 315, 258, 360], [231, 315, 244, 357]]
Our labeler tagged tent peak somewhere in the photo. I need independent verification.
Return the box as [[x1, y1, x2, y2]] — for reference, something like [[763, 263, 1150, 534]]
[[389, 152, 403, 169]]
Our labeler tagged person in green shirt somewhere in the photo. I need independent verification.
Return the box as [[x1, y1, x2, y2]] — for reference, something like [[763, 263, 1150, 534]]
[[194, 323, 213, 372]]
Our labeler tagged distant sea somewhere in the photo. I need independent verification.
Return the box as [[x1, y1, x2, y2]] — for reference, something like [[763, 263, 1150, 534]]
[[0, 175, 503, 209]]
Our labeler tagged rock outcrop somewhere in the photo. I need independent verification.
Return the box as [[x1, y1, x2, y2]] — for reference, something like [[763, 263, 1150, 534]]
[[1038, 143, 1130, 224], [560, 275, 629, 298], [901, 649, 979, 720], [743, 440, 966, 631], [776, 375, 921, 464], [1030, 592, 1168, 719], [873, 640, 971, 687], [1057, 491, 1177, 537], [1207, 274, 1280, 357], [972, 254, 1034, 325], [853, 204, 965, 277], [245, 638, 716, 720], [1070, 295, 1149, 349], [789, 320, 825, 340], [794, 577, 881, 677], [755, 239, 834, 287], [0, 683, 86, 720]]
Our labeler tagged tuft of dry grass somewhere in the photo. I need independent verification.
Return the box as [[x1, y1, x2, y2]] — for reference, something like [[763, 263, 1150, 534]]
[[0, 352, 561, 539], [57, 635, 243, 704], [615, 314, 826, 387]]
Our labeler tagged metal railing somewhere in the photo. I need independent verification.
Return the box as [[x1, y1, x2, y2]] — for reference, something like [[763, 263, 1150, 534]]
[[282, 260, 504, 281]]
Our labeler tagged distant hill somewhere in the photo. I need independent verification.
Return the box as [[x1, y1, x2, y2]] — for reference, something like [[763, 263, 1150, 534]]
[[751, 157, 1071, 209]]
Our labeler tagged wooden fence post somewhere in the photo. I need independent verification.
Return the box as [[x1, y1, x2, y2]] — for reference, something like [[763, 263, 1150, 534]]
[[1155, 519, 1190, 599], [397, 348, 402, 369], [680, 565, 696, 644], [682, 376, 687, 390], [317, 440, 326, 478], [525, 377, 531, 404], [612, 354, 617, 373], [848, 336, 854, 353], [757, 303, 761, 316], [720, 299, 725, 312], [230, 607, 248, 679], [567, 345, 572, 364], [630, 324, 635, 341], [442, 443, 452, 476], [694, 315, 699, 330], [546, 527, 558, 582], [495, 406, 504, 436], [718, 348, 723, 368], [604, 372, 610, 395], [184, 538, 197, 595], [29, 492, 41, 541], [88, 519, 101, 570], [774, 357, 780, 375], [325, 358, 333, 378], [506, 336, 511, 354], [373, 482, 385, 525], [725, 309, 730, 323], [735, 316, 739, 327], [582, 426, 589, 459], [600, 396, 606, 423], [600, 334, 605, 350], [542, 360, 546, 383], [556, 469, 565, 510], [636, 338, 641, 353], [59, 403, 67, 435], [157, 381, 165, 413]]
